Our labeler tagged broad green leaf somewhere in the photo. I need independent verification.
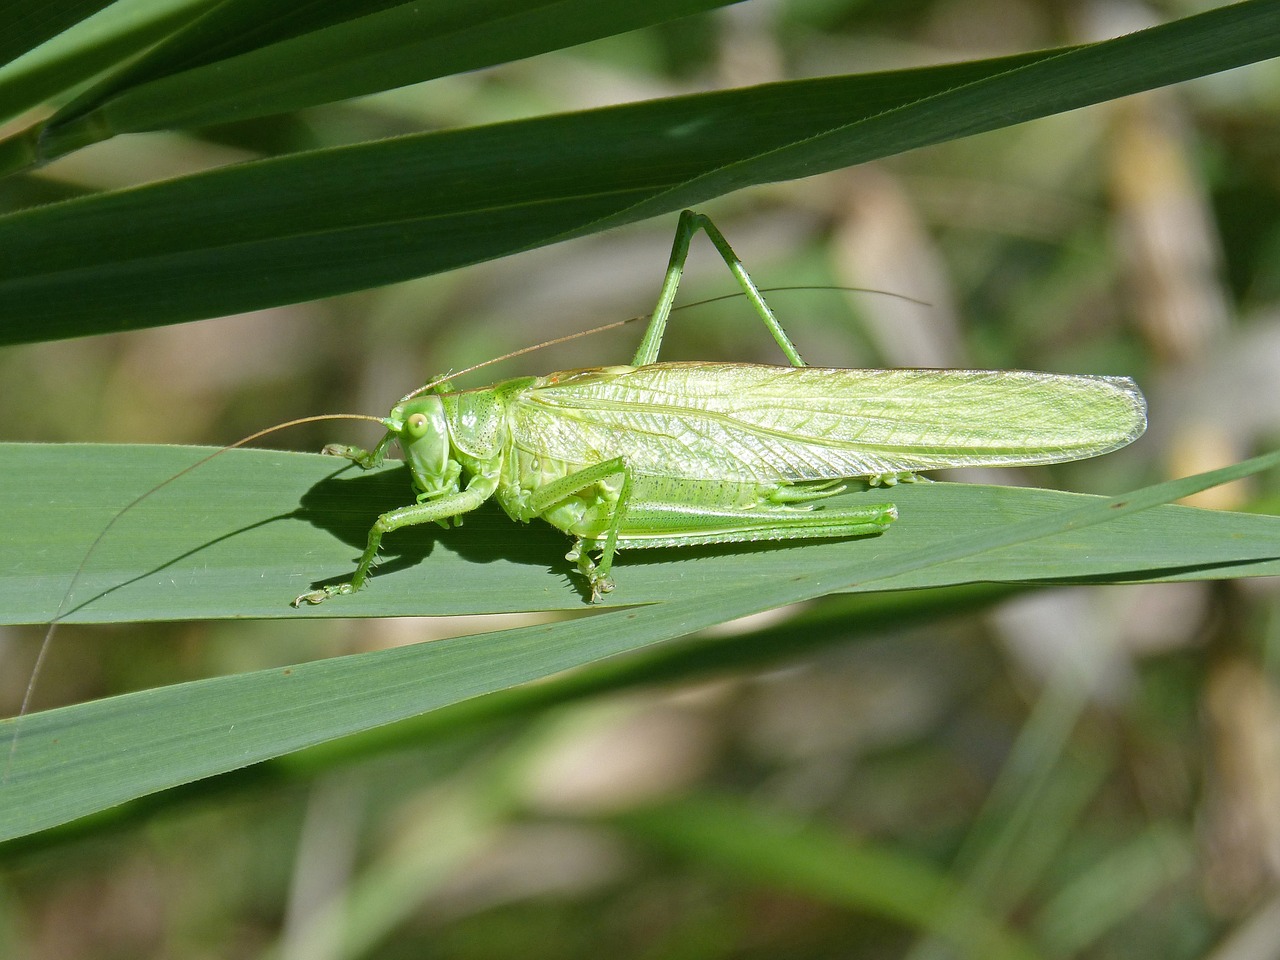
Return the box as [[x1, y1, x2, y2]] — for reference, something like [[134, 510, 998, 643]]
[[2, 449, 1276, 839], [32, 0, 744, 154], [3, 443, 1279, 624], [2, 2, 1277, 343]]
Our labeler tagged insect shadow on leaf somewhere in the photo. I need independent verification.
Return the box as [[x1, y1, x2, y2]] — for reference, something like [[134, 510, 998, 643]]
[[293, 462, 571, 591]]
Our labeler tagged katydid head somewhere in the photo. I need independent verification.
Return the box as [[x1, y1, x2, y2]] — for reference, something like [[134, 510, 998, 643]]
[[387, 395, 460, 498]]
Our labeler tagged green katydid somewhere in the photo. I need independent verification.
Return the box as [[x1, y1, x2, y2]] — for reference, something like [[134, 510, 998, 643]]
[[3, 209, 1146, 780], [293, 210, 1147, 605]]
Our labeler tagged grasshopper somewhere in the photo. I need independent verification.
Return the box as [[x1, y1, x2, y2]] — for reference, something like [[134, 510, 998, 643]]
[[3, 210, 1148, 782], [294, 210, 1147, 604]]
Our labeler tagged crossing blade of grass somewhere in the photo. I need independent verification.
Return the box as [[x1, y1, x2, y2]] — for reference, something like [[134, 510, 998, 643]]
[[3, 443, 1280, 623], [0, 0, 123, 69], [0, 0, 213, 127], [1030, 823, 1194, 955], [0, 585, 1020, 855], [24, 0, 741, 156], [1, 1, 1277, 342], [1, 449, 1277, 841], [613, 794, 1042, 960]]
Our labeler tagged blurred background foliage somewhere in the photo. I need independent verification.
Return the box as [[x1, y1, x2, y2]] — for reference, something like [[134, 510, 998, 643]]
[[3, 0, 1280, 958]]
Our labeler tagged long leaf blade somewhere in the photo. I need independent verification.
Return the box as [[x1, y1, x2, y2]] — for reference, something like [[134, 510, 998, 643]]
[[2, 449, 1277, 840], [0, 0, 213, 127], [2, 2, 1277, 343], [35, 0, 743, 146], [3, 443, 1278, 624], [0, 0, 118, 68]]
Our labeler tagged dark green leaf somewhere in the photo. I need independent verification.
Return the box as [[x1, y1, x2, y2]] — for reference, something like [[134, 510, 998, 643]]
[[2, 2, 1277, 343], [0, 0, 119, 68], [38, 0, 744, 143], [0, 0, 213, 127]]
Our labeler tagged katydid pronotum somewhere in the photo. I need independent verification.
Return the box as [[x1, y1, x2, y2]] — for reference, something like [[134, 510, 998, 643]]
[[291, 209, 1147, 605]]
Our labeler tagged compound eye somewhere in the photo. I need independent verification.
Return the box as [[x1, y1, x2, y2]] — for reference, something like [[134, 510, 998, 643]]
[[405, 412, 430, 438]]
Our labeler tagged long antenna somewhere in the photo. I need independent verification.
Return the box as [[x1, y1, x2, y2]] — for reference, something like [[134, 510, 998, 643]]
[[11, 305, 674, 750], [399, 284, 926, 403], [400, 315, 646, 402], [4, 412, 386, 783]]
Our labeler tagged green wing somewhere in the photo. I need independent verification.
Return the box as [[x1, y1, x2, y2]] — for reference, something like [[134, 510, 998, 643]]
[[508, 363, 1147, 483]]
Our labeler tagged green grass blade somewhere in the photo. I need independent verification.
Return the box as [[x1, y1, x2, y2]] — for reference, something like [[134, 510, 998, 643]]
[[628, 0, 1280, 221], [1, 449, 1275, 840], [34, 0, 742, 150], [1, 2, 1276, 343], [1030, 823, 1194, 955], [0, 0, 211, 128], [0, 585, 1017, 854], [614, 795, 1042, 960], [3, 443, 1279, 623], [0, 0, 119, 68]]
